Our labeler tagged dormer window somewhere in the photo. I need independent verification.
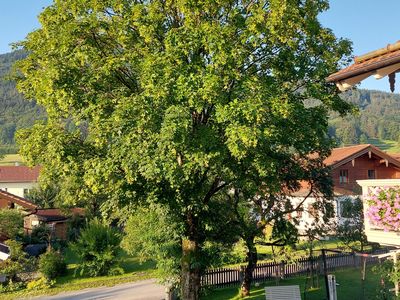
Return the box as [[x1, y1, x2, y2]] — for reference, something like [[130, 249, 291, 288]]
[[339, 169, 348, 184]]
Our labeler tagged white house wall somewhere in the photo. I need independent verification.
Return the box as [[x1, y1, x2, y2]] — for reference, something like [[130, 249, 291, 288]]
[[0, 182, 37, 198], [289, 195, 358, 235]]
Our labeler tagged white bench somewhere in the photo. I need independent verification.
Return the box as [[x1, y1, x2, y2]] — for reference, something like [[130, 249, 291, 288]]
[[265, 285, 301, 300]]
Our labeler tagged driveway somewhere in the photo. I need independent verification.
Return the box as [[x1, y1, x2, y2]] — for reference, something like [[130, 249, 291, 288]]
[[30, 279, 165, 300]]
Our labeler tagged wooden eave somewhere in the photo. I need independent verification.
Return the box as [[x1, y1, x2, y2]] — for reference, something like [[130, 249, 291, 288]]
[[330, 145, 400, 170]]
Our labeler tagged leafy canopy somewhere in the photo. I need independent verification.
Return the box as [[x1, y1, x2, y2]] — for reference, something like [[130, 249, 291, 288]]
[[15, 0, 352, 294]]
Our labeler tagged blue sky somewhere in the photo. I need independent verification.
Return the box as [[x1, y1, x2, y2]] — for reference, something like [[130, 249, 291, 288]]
[[0, 0, 398, 92], [0, 0, 52, 54]]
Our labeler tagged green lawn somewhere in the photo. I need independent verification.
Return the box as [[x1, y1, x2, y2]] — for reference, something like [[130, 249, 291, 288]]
[[201, 266, 388, 300], [367, 138, 400, 153], [256, 239, 346, 262], [1, 250, 157, 299]]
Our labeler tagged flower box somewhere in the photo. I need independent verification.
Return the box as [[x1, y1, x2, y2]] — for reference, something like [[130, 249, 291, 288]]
[[357, 179, 400, 247]]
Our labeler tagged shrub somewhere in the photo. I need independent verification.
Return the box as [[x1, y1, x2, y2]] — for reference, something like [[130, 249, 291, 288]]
[[38, 250, 66, 280], [30, 224, 51, 244], [71, 218, 122, 277], [0, 281, 26, 293], [26, 277, 55, 290], [0, 209, 23, 239], [0, 240, 30, 281]]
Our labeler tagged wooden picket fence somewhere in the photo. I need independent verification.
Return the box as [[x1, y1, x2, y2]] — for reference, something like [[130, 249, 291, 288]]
[[201, 250, 388, 288]]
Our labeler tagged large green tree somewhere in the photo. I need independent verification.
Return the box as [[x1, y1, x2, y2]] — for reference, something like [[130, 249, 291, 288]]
[[16, 0, 351, 298]]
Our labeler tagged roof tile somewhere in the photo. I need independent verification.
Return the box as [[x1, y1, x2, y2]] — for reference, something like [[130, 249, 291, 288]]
[[0, 166, 40, 182]]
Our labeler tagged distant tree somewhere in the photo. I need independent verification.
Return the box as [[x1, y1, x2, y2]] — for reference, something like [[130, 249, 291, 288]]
[[0, 209, 23, 239], [26, 184, 59, 208], [359, 133, 368, 144], [336, 197, 368, 252]]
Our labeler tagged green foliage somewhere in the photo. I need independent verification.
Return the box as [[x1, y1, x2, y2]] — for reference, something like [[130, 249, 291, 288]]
[[0, 240, 32, 281], [66, 214, 85, 242], [122, 205, 181, 284], [0, 281, 26, 293], [15, 0, 353, 297], [26, 277, 55, 290], [0, 209, 23, 239], [336, 197, 368, 252], [372, 260, 397, 298], [38, 250, 67, 280], [330, 89, 400, 145], [0, 51, 46, 151], [71, 219, 122, 277], [30, 224, 51, 244], [25, 184, 59, 208]]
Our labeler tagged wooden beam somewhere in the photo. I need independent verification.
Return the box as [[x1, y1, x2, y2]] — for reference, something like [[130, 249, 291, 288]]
[[368, 151, 372, 159], [386, 159, 389, 167], [373, 62, 400, 79], [337, 73, 373, 91], [352, 159, 355, 167]]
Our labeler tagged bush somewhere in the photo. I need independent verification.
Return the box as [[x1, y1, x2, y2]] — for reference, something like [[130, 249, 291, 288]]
[[0, 209, 23, 239], [0, 240, 31, 281], [26, 277, 55, 290], [0, 281, 26, 293], [30, 224, 51, 244], [38, 250, 66, 280], [71, 218, 122, 277]]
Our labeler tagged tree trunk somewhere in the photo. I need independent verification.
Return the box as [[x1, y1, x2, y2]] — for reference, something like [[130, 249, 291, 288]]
[[181, 238, 201, 300], [240, 239, 258, 297], [181, 211, 202, 300]]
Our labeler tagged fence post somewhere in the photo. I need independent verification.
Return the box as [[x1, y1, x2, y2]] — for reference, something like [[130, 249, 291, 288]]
[[239, 265, 245, 284], [280, 260, 286, 279]]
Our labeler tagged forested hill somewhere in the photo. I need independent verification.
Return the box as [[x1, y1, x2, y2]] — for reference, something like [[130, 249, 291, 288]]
[[330, 89, 400, 146], [0, 51, 399, 153], [0, 51, 46, 153]]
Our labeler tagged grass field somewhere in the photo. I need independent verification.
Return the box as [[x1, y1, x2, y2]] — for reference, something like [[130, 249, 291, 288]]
[[366, 138, 400, 153], [1, 250, 157, 299], [201, 266, 389, 300]]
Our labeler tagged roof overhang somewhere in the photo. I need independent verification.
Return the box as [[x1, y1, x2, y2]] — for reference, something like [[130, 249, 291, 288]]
[[327, 41, 400, 92], [330, 145, 400, 170]]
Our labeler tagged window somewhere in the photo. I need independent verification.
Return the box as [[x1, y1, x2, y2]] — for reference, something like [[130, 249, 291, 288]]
[[339, 170, 348, 184], [23, 189, 30, 197], [297, 210, 303, 218], [307, 204, 319, 218], [368, 169, 376, 179]]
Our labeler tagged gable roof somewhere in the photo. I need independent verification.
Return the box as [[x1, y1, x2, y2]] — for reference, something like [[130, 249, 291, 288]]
[[327, 41, 400, 91], [0, 166, 40, 182], [325, 144, 400, 169], [31, 208, 85, 223], [0, 189, 38, 210]]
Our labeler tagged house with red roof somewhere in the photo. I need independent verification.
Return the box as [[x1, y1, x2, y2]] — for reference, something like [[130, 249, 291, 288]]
[[293, 144, 400, 233], [0, 166, 40, 198], [0, 189, 38, 211], [24, 208, 85, 240]]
